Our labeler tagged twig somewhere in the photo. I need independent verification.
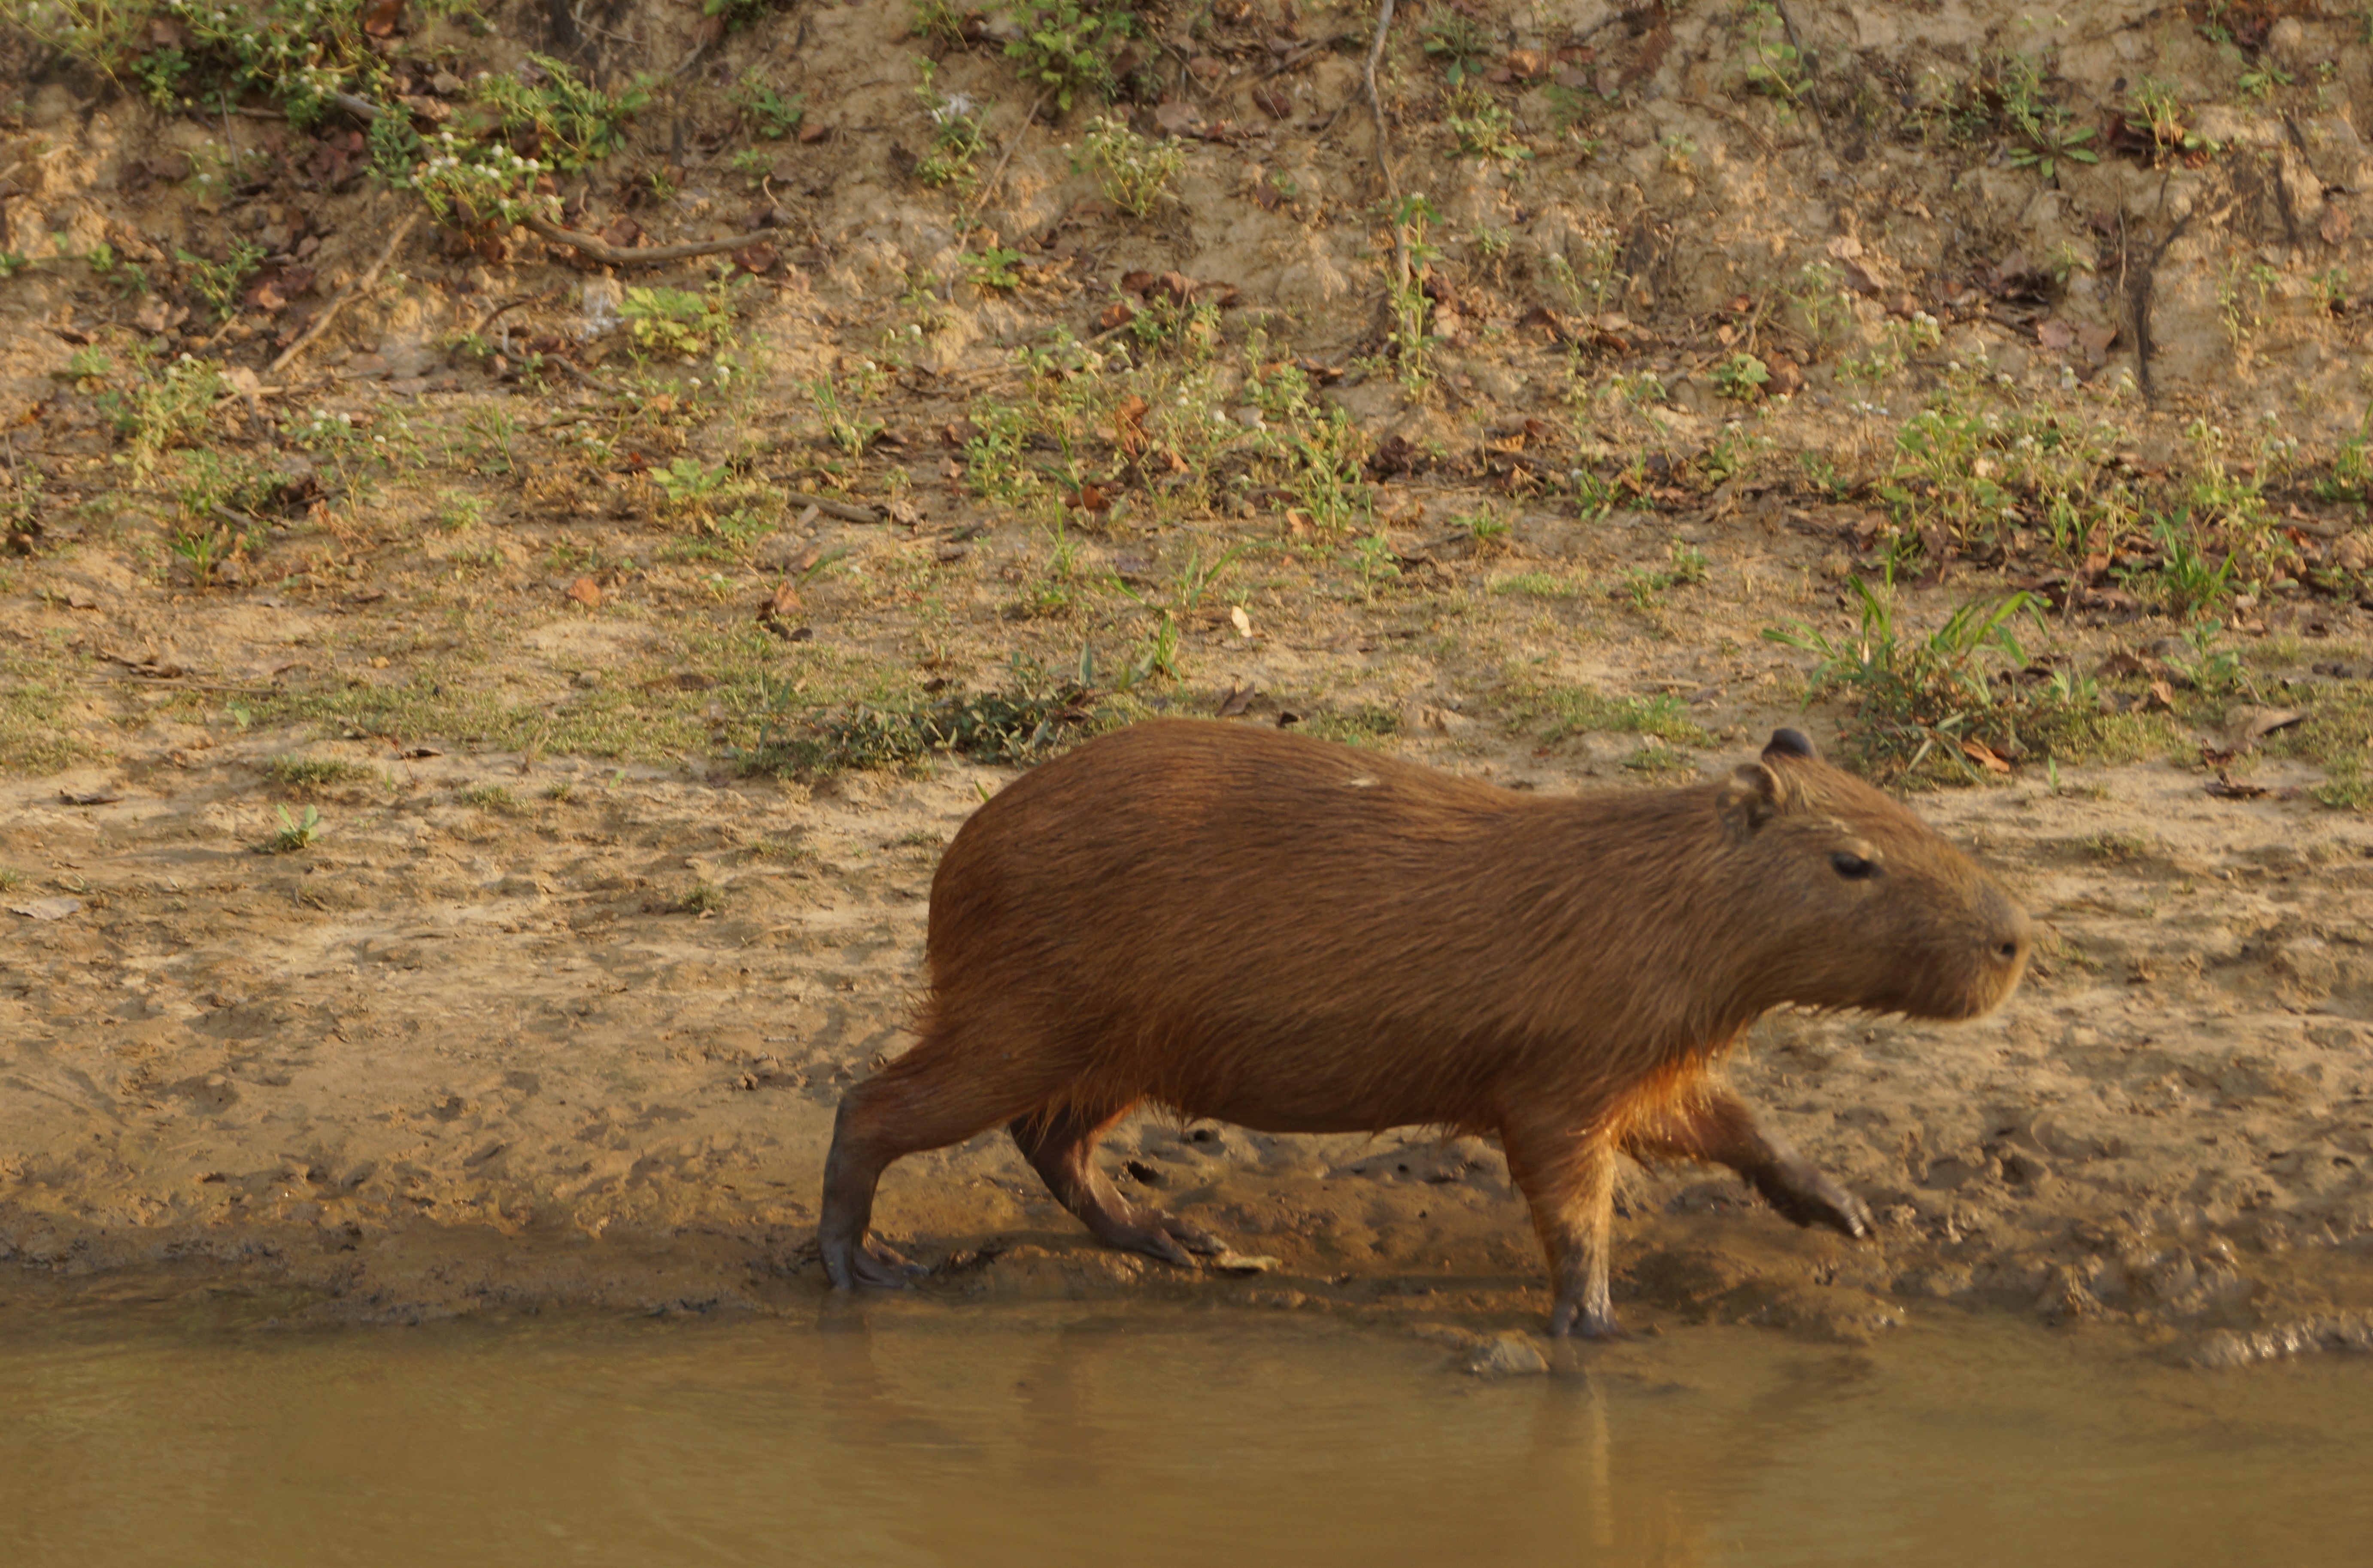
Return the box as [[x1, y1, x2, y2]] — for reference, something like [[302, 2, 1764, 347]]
[[969, 89, 1052, 223], [548, 356, 625, 397], [266, 208, 421, 377], [521, 213, 792, 266], [1363, 0, 1411, 290], [1261, 32, 1353, 79], [789, 490, 886, 524]]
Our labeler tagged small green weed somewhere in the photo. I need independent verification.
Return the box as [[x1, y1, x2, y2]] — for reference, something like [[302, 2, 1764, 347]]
[[257, 804, 322, 853], [1075, 114, 1187, 216], [1005, 1, 1138, 114], [731, 72, 805, 138]]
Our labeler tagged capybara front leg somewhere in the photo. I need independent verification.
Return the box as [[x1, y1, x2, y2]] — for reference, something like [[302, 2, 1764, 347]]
[[1502, 1123, 1623, 1339], [1010, 1105, 1223, 1266], [1626, 1089, 1872, 1240]]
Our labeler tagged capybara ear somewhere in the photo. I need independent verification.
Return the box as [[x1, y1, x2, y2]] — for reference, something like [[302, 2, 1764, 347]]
[[1717, 762, 1786, 838], [1763, 728, 1818, 761]]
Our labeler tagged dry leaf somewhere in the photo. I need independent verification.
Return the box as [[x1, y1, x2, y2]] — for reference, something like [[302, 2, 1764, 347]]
[[59, 789, 125, 805], [2221, 704, 2305, 751], [1215, 679, 1257, 718], [361, 0, 403, 36], [1230, 605, 1253, 638], [1960, 739, 2013, 774], [2036, 318, 2076, 352], [2322, 203, 2354, 247], [2205, 772, 2269, 800], [759, 581, 802, 623], [9, 896, 83, 921], [566, 576, 602, 609]]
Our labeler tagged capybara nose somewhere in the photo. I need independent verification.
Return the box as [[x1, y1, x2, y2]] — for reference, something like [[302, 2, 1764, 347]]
[[1986, 895, 2033, 969]]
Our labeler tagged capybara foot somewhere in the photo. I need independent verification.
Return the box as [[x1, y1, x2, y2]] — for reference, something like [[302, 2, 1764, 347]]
[[1098, 1208, 1225, 1267], [825, 1237, 928, 1291], [1548, 1298, 1631, 1341], [1757, 1162, 1874, 1239]]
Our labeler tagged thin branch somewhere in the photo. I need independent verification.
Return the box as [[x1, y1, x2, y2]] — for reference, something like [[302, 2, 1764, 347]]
[[970, 89, 1052, 223], [266, 209, 422, 377], [521, 213, 793, 266], [788, 490, 888, 524], [1363, 0, 1411, 290]]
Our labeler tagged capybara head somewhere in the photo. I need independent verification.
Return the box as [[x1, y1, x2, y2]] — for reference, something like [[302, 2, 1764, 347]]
[[1715, 729, 2030, 1021]]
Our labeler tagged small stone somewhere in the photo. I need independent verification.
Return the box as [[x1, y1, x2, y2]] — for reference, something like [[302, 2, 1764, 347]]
[[1465, 1331, 1550, 1377]]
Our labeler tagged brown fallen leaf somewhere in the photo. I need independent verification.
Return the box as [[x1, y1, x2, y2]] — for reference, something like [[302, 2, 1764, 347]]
[[2221, 704, 2305, 752], [59, 789, 125, 805], [2322, 203, 2354, 247], [2204, 772, 2269, 800], [2036, 318, 2076, 352], [759, 581, 802, 624], [1215, 679, 1257, 718], [9, 896, 83, 921], [1960, 739, 2013, 774], [361, 0, 402, 36], [566, 576, 602, 609]]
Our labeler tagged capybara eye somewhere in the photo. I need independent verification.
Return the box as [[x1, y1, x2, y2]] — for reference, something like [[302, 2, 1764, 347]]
[[1830, 851, 1876, 880]]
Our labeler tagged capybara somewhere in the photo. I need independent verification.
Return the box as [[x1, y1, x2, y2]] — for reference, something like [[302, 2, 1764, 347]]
[[818, 720, 2030, 1336]]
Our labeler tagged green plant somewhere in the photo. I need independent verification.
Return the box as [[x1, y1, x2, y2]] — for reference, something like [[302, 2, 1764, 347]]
[[258, 803, 322, 853], [1994, 54, 2098, 180], [964, 245, 1025, 290], [1445, 92, 1530, 164], [2217, 258, 2279, 346], [1713, 352, 1770, 401], [92, 349, 225, 479], [731, 72, 805, 138], [0, 251, 36, 279], [1519, 684, 1711, 745], [1004, 0, 1138, 114], [1382, 192, 1443, 387], [1075, 114, 1187, 216], [173, 237, 265, 321], [2124, 76, 2215, 157], [680, 879, 728, 915], [1420, 12, 1493, 86], [620, 282, 737, 355], [1737, 0, 1809, 110], [808, 373, 884, 455], [909, 0, 967, 44], [477, 53, 653, 170], [913, 59, 992, 188], [1763, 579, 2050, 778], [403, 131, 552, 232]]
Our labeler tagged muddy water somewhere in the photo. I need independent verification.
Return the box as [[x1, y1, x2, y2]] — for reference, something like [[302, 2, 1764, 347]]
[[2, 1298, 2367, 1568]]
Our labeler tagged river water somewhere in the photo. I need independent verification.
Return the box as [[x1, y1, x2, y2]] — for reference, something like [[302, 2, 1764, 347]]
[[2, 1292, 2366, 1567]]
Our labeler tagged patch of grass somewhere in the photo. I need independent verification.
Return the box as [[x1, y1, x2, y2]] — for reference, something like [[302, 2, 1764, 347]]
[[1515, 684, 1711, 745], [0, 651, 93, 772], [458, 783, 520, 813], [2082, 830, 2154, 861], [1622, 741, 1699, 778], [1763, 579, 2148, 782], [267, 755, 375, 792], [740, 657, 1095, 776], [1493, 569, 1577, 600], [256, 804, 322, 854], [1074, 114, 1187, 217], [621, 281, 739, 357], [913, 58, 992, 188], [1300, 704, 1401, 747], [680, 880, 728, 915], [1420, 12, 1493, 85]]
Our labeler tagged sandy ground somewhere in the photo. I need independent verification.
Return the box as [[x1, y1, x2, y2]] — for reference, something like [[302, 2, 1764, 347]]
[[5, 724, 2370, 1366]]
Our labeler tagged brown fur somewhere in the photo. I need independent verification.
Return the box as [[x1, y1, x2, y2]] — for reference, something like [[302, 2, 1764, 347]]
[[817, 720, 2031, 1335]]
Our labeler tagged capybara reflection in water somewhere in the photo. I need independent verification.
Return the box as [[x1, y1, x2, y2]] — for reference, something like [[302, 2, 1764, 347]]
[[818, 720, 2030, 1336]]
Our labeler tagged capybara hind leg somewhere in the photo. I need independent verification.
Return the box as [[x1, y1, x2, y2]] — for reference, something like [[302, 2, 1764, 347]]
[[1624, 1089, 1872, 1239], [1009, 1104, 1224, 1266], [818, 1046, 1053, 1291], [817, 1095, 929, 1290], [1502, 1122, 1623, 1339]]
